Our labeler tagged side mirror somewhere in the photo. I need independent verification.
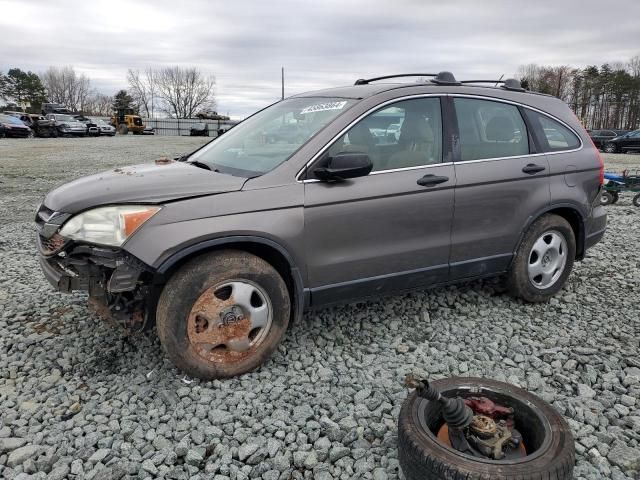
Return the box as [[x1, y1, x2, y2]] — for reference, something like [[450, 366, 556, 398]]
[[314, 152, 373, 181]]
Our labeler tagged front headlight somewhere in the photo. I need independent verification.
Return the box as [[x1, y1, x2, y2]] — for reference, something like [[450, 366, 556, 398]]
[[59, 205, 161, 246]]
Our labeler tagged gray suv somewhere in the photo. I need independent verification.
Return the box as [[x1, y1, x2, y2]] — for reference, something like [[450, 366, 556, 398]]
[[36, 72, 607, 379]]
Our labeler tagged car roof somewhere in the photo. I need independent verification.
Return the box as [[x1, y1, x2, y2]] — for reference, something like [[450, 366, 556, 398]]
[[288, 73, 582, 127], [291, 80, 557, 105]]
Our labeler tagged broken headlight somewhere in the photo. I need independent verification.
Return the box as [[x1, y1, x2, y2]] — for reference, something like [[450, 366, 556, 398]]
[[59, 205, 161, 246]]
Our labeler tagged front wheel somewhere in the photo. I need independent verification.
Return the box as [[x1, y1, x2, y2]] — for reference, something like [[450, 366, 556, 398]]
[[156, 250, 291, 379], [633, 193, 640, 207], [506, 214, 575, 302]]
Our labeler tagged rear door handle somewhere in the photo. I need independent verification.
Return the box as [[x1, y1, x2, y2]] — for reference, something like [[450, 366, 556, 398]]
[[522, 163, 546, 174], [417, 174, 449, 187]]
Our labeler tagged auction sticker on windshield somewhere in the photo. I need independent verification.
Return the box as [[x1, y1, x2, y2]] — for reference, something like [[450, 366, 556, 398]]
[[300, 101, 348, 115]]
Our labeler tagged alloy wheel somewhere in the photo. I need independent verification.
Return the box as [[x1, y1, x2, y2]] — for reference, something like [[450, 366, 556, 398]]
[[527, 230, 568, 289]]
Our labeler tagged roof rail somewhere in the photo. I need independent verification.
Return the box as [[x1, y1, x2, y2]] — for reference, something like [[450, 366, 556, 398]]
[[354, 73, 438, 85], [354, 71, 461, 86], [460, 78, 525, 92], [353, 73, 525, 92]]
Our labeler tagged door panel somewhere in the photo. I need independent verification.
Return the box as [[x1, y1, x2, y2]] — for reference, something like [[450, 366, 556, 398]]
[[303, 96, 455, 306], [451, 157, 550, 277], [449, 97, 551, 279], [304, 166, 455, 304]]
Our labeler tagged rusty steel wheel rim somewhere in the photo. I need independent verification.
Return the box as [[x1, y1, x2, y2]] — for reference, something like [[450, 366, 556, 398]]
[[187, 279, 273, 364]]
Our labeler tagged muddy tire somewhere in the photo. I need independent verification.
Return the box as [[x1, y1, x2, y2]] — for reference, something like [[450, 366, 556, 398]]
[[506, 214, 575, 302], [398, 377, 575, 480], [156, 250, 290, 379]]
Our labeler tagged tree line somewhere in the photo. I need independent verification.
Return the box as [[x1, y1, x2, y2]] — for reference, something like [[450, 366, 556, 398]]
[[0, 65, 216, 118], [518, 54, 640, 130]]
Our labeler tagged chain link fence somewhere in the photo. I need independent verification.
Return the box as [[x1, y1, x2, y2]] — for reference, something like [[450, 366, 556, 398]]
[[141, 118, 238, 136]]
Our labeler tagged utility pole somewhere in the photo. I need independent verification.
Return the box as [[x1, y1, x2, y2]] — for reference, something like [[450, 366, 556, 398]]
[[281, 67, 284, 100]]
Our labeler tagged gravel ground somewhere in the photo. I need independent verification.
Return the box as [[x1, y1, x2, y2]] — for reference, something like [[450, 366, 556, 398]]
[[0, 136, 639, 480]]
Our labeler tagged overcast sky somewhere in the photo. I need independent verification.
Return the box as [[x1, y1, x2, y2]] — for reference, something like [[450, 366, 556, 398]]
[[1, 0, 639, 118]]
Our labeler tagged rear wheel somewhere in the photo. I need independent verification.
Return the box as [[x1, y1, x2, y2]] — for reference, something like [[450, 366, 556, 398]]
[[506, 214, 575, 302], [156, 250, 291, 379], [604, 143, 617, 153], [633, 193, 640, 207]]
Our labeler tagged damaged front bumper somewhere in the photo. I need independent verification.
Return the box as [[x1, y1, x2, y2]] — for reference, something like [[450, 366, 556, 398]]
[[35, 204, 158, 331]]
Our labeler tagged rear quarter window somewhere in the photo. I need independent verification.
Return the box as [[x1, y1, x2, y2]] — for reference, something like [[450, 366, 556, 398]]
[[526, 110, 581, 152]]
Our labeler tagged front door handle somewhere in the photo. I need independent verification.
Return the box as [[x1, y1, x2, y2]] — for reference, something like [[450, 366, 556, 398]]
[[522, 163, 546, 174], [417, 174, 449, 187]]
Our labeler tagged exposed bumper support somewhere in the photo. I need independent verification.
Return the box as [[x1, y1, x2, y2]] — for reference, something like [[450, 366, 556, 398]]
[[37, 235, 155, 332]]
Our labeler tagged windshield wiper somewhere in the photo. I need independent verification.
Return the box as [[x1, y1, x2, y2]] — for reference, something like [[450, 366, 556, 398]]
[[188, 160, 212, 171]]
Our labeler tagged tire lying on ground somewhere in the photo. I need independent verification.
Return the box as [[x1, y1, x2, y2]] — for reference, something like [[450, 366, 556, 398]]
[[398, 377, 575, 480], [156, 250, 291, 379]]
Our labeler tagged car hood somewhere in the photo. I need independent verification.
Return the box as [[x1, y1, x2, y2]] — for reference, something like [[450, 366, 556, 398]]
[[45, 160, 247, 213]]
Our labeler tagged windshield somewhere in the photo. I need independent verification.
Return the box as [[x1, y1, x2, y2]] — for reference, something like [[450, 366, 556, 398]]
[[0, 115, 25, 125], [189, 97, 357, 177]]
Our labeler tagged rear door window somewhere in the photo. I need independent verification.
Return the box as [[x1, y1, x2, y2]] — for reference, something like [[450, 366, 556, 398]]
[[453, 98, 529, 161], [525, 111, 581, 152]]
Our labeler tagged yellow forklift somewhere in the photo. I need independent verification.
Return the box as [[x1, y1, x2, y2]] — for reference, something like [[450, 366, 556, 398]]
[[110, 108, 145, 135]]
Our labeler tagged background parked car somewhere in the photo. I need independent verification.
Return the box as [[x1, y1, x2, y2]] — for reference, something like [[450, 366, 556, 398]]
[[189, 122, 209, 136], [589, 129, 630, 148], [13, 113, 57, 138], [73, 114, 100, 136], [196, 110, 230, 120], [142, 125, 155, 135], [46, 114, 88, 136], [264, 123, 309, 143], [41, 103, 72, 116], [90, 118, 116, 136], [0, 114, 32, 138], [602, 129, 640, 153]]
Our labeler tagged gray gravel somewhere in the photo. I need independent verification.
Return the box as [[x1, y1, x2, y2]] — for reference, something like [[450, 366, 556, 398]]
[[0, 136, 639, 479]]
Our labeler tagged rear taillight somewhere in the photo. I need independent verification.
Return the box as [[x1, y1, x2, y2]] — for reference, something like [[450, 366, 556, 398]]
[[596, 149, 604, 185], [574, 112, 604, 186], [585, 132, 605, 186]]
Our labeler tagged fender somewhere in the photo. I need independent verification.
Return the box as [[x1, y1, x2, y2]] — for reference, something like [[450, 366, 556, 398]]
[[512, 201, 587, 264], [155, 235, 306, 321]]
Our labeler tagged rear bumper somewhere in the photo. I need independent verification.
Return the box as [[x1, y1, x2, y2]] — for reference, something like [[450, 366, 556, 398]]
[[584, 204, 607, 252]]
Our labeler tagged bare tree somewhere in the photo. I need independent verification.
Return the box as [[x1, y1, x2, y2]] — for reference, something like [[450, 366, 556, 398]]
[[40, 66, 92, 111], [629, 55, 640, 77], [154, 66, 215, 118], [83, 93, 114, 116], [127, 68, 157, 118]]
